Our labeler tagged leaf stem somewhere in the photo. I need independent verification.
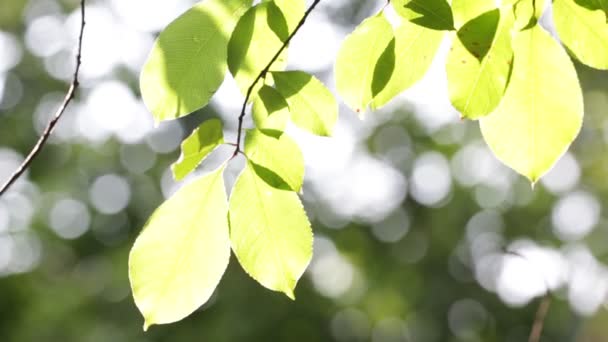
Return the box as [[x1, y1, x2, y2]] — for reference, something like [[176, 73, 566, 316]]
[[0, 0, 86, 197], [232, 0, 322, 158]]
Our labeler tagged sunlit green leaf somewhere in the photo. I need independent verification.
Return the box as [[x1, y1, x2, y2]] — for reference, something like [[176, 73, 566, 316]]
[[391, 0, 454, 30], [252, 85, 290, 136], [371, 20, 444, 109], [480, 25, 584, 183], [229, 162, 313, 299], [553, 0, 608, 70], [129, 166, 231, 330], [335, 14, 393, 114], [140, 0, 252, 121], [244, 129, 304, 192], [272, 71, 337, 136], [228, 2, 289, 95], [269, 0, 305, 32], [451, 0, 496, 28], [446, 7, 515, 119], [172, 119, 224, 181], [513, 0, 548, 29]]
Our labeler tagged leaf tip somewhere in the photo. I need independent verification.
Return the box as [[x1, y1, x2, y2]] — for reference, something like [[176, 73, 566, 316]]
[[143, 320, 154, 332], [283, 287, 296, 300]]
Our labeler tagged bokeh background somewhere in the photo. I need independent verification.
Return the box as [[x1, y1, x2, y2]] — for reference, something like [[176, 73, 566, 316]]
[[1, 0, 608, 341]]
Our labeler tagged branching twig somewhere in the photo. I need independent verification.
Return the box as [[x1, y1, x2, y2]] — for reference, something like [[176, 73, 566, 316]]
[[232, 0, 322, 157], [0, 0, 86, 197]]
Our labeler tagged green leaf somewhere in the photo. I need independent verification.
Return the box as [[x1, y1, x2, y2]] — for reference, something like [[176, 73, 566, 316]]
[[269, 0, 305, 32], [172, 118, 224, 181], [371, 20, 444, 109], [129, 166, 231, 329], [272, 71, 338, 136], [451, 0, 496, 28], [228, 2, 289, 95], [229, 162, 313, 299], [335, 14, 393, 114], [391, 0, 455, 30], [140, 0, 252, 121], [513, 0, 548, 29], [446, 7, 515, 119], [252, 85, 290, 136], [553, 0, 608, 70], [480, 25, 584, 183], [244, 129, 304, 192]]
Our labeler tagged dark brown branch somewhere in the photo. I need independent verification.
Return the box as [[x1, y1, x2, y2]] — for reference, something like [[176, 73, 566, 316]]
[[0, 0, 86, 197], [232, 0, 322, 157], [528, 293, 552, 342]]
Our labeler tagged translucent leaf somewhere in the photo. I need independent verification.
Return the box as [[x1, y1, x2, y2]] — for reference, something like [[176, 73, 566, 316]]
[[172, 118, 224, 181], [272, 71, 337, 136], [371, 20, 444, 109], [244, 129, 304, 192], [446, 7, 515, 119], [228, 2, 289, 95], [269, 0, 305, 32], [451, 0, 496, 28], [229, 162, 313, 299], [480, 25, 584, 183], [391, 0, 455, 30], [513, 0, 548, 29], [553, 0, 608, 70], [140, 0, 252, 121], [335, 14, 393, 114], [129, 167, 231, 329], [252, 85, 290, 136]]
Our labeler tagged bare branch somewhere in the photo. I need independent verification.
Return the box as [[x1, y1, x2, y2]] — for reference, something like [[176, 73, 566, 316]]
[[232, 0, 322, 158], [528, 293, 552, 342], [0, 0, 86, 197]]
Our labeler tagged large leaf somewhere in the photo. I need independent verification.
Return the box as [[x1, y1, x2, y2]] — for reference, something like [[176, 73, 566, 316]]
[[252, 85, 290, 136], [228, 2, 289, 95], [140, 0, 251, 121], [553, 0, 608, 70], [446, 7, 515, 119], [272, 71, 337, 136], [335, 14, 393, 114], [392, 0, 455, 30], [172, 118, 224, 181], [480, 25, 584, 183], [451, 0, 496, 28], [229, 162, 313, 299], [244, 129, 304, 192], [129, 167, 231, 329], [371, 20, 444, 109]]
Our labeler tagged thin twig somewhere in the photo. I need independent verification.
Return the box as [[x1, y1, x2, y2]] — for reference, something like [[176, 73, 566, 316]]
[[504, 249, 553, 342], [232, 0, 322, 158], [528, 293, 552, 342], [0, 0, 86, 197]]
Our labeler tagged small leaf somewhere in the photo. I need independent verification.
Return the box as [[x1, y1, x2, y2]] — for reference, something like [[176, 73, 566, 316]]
[[272, 71, 338, 136], [513, 0, 548, 29], [371, 20, 444, 109], [553, 0, 608, 70], [335, 14, 393, 114], [228, 2, 289, 95], [129, 167, 231, 329], [252, 85, 290, 136], [172, 118, 224, 181], [244, 129, 304, 192], [140, 0, 252, 121], [480, 25, 584, 183], [392, 0, 455, 30], [446, 7, 515, 119], [229, 162, 313, 299]]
